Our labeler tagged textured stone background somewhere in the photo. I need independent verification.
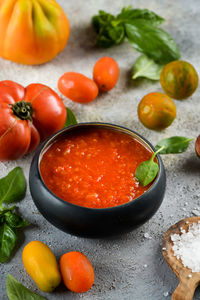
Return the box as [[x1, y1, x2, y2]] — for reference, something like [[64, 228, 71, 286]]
[[1, 0, 200, 299]]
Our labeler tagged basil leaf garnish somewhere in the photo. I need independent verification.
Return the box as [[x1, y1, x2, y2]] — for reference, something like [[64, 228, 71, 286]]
[[0, 167, 26, 205], [125, 20, 180, 64], [0, 224, 17, 263], [64, 107, 78, 127], [155, 137, 193, 154], [135, 146, 164, 187], [132, 55, 163, 80], [6, 274, 46, 300], [5, 211, 29, 229]]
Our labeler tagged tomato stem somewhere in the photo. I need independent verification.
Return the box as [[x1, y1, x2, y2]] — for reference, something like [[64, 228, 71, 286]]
[[11, 101, 33, 121]]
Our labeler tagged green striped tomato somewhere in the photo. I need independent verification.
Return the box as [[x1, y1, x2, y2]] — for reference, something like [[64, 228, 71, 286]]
[[160, 61, 198, 100]]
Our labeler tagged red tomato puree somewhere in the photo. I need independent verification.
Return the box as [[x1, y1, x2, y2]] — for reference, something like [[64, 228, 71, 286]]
[[40, 128, 153, 208]]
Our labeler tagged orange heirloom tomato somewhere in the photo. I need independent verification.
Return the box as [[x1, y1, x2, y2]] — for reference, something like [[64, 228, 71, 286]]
[[160, 60, 198, 100], [138, 92, 176, 130], [93, 57, 120, 92], [60, 251, 95, 293], [58, 72, 99, 103], [0, 80, 66, 161], [0, 0, 70, 65]]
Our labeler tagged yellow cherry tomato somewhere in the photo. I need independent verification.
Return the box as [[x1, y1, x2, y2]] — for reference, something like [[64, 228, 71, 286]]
[[22, 241, 61, 292]]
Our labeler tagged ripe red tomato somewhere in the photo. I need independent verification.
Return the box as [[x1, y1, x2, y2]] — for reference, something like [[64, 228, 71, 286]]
[[0, 80, 66, 161], [58, 72, 98, 103], [60, 251, 95, 293], [93, 57, 119, 92]]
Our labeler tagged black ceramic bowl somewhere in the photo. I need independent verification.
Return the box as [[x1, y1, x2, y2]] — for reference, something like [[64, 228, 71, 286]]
[[29, 123, 166, 238]]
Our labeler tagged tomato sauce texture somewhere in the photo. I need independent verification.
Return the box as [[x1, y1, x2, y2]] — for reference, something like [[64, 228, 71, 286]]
[[40, 128, 153, 209]]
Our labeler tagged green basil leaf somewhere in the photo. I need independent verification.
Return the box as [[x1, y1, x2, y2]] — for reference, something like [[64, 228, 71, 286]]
[[92, 10, 125, 47], [64, 108, 78, 127], [135, 158, 159, 187], [0, 167, 26, 205], [135, 146, 164, 187], [132, 55, 164, 80], [92, 10, 116, 33], [117, 7, 164, 26], [155, 137, 193, 154], [0, 223, 17, 263], [6, 274, 46, 300], [125, 20, 180, 64], [5, 211, 29, 229]]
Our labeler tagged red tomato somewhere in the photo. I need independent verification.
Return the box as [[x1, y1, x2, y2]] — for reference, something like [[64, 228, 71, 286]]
[[93, 57, 119, 92], [58, 72, 99, 103], [0, 80, 66, 161], [60, 251, 95, 293]]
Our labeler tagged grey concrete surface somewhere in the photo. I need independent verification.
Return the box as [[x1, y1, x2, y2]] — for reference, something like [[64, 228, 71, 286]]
[[0, 0, 200, 299]]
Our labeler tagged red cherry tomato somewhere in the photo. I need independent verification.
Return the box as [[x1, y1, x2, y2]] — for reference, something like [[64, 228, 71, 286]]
[[60, 251, 95, 293], [0, 80, 66, 161], [58, 72, 99, 103], [93, 56, 119, 92]]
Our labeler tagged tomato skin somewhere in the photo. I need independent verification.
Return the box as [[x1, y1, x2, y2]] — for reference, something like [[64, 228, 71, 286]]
[[60, 251, 95, 293], [0, 104, 31, 160], [24, 84, 67, 140], [160, 60, 199, 100], [138, 92, 176, 130], [0, 80, 66, 161], [93, 57, 119, 92], [58, 72, 99, 103]]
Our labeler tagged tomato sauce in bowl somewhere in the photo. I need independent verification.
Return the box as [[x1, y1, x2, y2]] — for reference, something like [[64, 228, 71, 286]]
[[40, 128, 153, 209]]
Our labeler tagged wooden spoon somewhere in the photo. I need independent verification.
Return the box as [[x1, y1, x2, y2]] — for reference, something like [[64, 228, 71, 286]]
[[162, 216, 200, 300]]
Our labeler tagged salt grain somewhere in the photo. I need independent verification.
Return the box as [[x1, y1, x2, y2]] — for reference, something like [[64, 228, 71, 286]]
[[171, 221, 200, 272], [163, 291, 169, 297], [144, 233, 152, 239]]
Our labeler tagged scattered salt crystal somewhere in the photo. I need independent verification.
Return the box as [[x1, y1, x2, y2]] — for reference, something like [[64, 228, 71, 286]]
[[162, 247, 166, 251], [188, 274, 192, 278], [182, 207, 186, 211], [184, 202, 188, 206], [163, 291, 169, 297], [171, 222, 200, 272], [144, 233, 152, 239], [143, 264, 148, 268]]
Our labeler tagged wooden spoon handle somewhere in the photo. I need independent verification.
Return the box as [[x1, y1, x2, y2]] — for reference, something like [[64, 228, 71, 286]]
[[172, 281, 197, 300]]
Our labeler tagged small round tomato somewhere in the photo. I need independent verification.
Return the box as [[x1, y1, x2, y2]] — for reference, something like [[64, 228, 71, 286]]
[[138, 92, 176, 130], [160, 60, 199, 100], [93, 56, 119, 92], [0, 80, 66, 161], [58, 72, 98, 103], [60, 251, 95, 293]]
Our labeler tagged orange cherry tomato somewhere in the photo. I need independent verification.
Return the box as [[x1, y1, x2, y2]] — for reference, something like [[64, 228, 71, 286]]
[[58, 72, 99, 103], [138, 92, 176, 130], [60, 251, 95, 293], [93, 56, 119, 92]]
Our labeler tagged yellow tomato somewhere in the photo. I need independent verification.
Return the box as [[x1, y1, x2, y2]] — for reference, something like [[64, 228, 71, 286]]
[[22, 241, 61, 292]]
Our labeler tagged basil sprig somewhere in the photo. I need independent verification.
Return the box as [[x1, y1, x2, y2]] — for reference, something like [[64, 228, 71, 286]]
[[64, 107, 78, 127], [92, 7, 180, 66], [6, 274, 46, 300], [0, 167, 28, 263], [136, 137, 193, 186]]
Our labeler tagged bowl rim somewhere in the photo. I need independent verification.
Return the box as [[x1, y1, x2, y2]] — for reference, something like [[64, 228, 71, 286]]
[[36, 122, 164, 212]]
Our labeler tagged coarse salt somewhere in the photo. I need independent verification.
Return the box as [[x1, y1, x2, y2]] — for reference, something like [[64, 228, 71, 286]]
[[171, 221, 200, 272]]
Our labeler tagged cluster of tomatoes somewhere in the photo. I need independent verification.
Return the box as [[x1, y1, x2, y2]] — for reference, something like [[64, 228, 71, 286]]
[[23, 241, 95, 293], [138, 60, 198, 130], [58, 56, 120, 103], [0, 56, 119, 161]]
